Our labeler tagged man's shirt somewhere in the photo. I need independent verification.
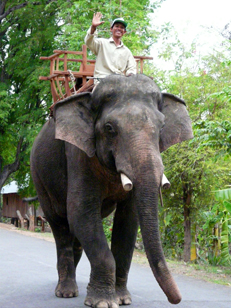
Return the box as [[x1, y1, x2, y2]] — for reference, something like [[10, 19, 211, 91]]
[[85, 27, 137, 80]]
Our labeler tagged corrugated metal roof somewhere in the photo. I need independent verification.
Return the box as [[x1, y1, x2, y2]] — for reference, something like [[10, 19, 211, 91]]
[[1, 181, 19, 194]]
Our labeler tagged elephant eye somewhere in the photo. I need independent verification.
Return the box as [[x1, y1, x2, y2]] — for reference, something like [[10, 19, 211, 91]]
[[104, 123, 117, 136]]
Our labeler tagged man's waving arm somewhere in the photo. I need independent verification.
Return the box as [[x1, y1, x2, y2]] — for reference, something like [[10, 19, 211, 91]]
[[84, 12, 104, 55]]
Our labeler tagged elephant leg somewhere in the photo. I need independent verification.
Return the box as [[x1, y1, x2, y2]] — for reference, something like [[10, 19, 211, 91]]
[[34, 180, 79, 298], [48, 218, 79, 298], [64, 149, 119, 308], [67, 198, 118, 308], [111, 199, 139, 305]]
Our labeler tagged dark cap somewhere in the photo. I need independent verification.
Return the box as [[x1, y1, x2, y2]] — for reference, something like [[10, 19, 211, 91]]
[[111, 17, 127, 28]]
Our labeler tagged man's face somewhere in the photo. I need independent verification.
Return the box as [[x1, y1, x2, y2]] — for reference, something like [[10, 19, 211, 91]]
[[110, 23, 126, 39]]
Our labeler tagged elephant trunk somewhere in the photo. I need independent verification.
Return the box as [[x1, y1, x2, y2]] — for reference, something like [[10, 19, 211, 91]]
[[115, 135, 181, 303], [133, 168, 181, 304]]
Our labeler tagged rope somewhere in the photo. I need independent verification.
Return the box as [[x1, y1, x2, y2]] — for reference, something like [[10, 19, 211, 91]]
[[68, 70, 77, 95]]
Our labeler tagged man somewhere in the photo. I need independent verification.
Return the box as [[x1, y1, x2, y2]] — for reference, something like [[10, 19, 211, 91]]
[[84, 12, 137, 83]]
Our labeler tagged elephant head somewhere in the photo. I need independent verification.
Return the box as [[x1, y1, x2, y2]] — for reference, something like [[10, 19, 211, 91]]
[[53, 74, 193, 304]]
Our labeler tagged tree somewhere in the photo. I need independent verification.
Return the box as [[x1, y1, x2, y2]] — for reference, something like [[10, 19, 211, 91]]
[[0, 0, 59, 193], [159, 37, 231, 261], [162, 142, 214, 261]]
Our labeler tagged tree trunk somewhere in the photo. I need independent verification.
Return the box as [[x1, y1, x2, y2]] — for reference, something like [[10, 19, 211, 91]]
[[0, 138, 23, 191], [183, 204, 191, 262], [183, 186, 192, 262], [28, 207, 35, 232], [16, 210, 24, 229]]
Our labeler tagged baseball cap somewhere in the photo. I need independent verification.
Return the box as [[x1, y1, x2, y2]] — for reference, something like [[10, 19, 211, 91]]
[[111, 18, 127, 28]]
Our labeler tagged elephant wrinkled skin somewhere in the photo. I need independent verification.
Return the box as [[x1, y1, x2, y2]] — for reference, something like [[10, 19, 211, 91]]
[[30, 74, 193, 308]]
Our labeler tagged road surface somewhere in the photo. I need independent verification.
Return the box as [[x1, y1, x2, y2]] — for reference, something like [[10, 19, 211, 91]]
[[0, 227, 231, 308]]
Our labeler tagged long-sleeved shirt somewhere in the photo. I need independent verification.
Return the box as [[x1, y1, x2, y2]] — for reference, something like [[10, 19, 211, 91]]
[[84, 27, 137, 80]]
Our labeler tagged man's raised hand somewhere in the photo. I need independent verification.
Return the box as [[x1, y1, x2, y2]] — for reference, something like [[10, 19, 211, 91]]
[[92, 12, 104, 28]]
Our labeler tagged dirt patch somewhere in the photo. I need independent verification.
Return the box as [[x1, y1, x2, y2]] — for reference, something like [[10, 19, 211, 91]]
[[0, 222, 54, 242], [1, 222, 231, 286]]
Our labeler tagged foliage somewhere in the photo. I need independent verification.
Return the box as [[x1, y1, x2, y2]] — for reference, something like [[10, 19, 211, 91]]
[[0, 0, 58, 192], [197, 189, 231, 266], [154, 23, 199, 74], [102, 215, 113, 241], [159, 37, 231, 262], [159, 201, 184, 260], [34, 227, 42, 233], [214, 189, 231, 265], [160, 141, 219, 260], [55, 0, 165, 54], [193, 119, 231, 160], [160, 126, 231, 262]]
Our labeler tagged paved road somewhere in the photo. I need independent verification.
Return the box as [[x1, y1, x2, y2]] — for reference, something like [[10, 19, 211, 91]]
[[0, 228, 231, 308]]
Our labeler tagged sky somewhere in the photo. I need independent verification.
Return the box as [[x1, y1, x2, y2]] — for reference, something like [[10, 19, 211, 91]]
[[150, 0, 231, 69]]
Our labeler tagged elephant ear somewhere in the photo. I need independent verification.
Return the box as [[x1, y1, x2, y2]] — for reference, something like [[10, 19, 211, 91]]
[[159, 93, 193, 153], [53, 93, 95, 157]]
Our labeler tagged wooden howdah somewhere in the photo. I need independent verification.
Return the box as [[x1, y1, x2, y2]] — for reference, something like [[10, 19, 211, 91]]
[[39, 44, 153, 107]]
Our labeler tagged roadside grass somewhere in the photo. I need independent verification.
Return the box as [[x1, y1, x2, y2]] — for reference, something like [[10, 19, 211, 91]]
[[186, 262, 231, 286], [132, 249, 231, 286]]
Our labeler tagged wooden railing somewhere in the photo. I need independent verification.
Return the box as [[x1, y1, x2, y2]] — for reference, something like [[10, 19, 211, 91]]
[[39, 45, 153, 104]]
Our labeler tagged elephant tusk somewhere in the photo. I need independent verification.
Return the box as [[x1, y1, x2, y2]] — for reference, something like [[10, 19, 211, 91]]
[[120, 173, 133, 191], [162, 173, 171, 189]]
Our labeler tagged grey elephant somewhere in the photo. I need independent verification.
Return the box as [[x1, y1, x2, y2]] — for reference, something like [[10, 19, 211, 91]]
[[30, 74, 193, 308]]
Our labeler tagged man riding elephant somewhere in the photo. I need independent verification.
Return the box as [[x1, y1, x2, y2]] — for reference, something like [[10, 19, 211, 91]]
[[85, 12, 137, 84]]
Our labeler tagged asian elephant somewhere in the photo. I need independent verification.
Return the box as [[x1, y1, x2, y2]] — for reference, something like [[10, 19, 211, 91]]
[[30, 74, 193, 308]]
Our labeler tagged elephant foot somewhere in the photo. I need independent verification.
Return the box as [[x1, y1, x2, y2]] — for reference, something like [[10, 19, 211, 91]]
[[85, 285, 119, 308], [55, 278, 78, 298], [116, 286, 132, 305]]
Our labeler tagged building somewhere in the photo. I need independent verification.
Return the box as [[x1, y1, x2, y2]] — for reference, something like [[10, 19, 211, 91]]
[[1, 181, 44, 228]]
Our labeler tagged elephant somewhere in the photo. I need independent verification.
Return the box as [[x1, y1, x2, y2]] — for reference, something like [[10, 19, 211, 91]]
[[30, 74, 193, 308]]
